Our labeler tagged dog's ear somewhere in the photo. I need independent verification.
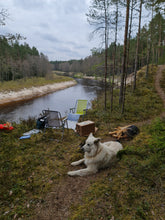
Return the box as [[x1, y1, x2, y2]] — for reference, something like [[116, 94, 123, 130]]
[[89, 133, 93, 138], [94, 138, 100, 145]]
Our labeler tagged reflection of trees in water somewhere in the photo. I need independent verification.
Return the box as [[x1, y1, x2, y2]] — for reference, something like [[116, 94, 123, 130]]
[[0, 78, 103, 122], [76, 79, 103, 96], [76, 78, 104, 89]]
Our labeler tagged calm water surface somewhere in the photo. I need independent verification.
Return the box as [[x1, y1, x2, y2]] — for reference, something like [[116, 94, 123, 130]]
[[0, 79, 103, 123]]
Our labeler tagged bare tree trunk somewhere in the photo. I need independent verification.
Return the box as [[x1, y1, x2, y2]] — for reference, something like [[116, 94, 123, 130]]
[[119, 0, 130, 112], [133, 0, 143, 92], [104, 0, 109, 110], [146, 6, 153, 78], [126, 0, 134, 74], [158, 13, 162, 63], [122, 0, 134, 112], [111, 0, 118, 112]]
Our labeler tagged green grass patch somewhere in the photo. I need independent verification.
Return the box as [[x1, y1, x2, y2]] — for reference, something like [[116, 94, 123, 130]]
[[0, 118, 85, 219], [0, 73, 74, 92], [69, 117, 165, 219]]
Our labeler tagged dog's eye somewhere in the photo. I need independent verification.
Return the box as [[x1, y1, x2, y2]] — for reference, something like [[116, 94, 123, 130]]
[[87, 143, 90, 147]]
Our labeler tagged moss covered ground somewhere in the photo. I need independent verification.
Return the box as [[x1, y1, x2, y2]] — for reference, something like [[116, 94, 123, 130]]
[[0, 65, 165, 219], [69, 117, 165, 219]]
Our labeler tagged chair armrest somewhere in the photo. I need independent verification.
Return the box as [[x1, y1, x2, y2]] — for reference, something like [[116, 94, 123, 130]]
[[83, 108, 88, 115], [61, 116, 67, 121], [42, 110, 49, 117], [70, 108, 75, 113], [61, 116, 68, 129]]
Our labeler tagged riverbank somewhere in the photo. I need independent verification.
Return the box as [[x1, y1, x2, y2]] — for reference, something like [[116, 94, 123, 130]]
[[0, 80, 76, 106]]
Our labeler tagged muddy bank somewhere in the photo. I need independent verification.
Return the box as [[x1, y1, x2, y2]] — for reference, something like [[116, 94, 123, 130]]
[[0, 80, 76, 106]]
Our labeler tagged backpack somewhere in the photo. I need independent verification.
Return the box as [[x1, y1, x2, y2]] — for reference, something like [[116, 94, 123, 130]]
[[36, 116, 47, 129]]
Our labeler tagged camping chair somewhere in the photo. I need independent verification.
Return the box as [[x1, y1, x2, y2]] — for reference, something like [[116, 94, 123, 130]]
[[67, 113, 80, 130], [67, 99, 88, 130], [70, 99, 88, 117], [42, 110, 68, 140]]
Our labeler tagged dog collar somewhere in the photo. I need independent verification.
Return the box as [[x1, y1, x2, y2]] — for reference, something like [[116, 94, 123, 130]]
[[86, 147, 103, 159]]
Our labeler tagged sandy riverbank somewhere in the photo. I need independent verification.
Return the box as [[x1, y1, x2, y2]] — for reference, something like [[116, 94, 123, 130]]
[[0, 80, 76, 106], [0, 74, 135, 107], [84, 74, 134, 85]]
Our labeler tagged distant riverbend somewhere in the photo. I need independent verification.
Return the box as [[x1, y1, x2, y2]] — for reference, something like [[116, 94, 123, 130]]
[[0, 80, 76, 106]]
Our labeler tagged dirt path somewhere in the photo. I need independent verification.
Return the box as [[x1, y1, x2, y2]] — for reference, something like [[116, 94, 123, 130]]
[[33, 65, 165, 220], [34, 173, 100, 220], [134, 65, 165, 128], [155, 65, 165, 110]]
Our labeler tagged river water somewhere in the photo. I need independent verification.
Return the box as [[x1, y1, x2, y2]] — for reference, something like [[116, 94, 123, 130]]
[[0, 79, 103, 123]]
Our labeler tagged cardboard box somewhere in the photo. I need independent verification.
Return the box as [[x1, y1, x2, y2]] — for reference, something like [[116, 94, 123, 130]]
[[76, 120, 95, 136]]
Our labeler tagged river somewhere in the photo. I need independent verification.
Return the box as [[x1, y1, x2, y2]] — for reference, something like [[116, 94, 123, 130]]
[[0, 78, 103, 123]]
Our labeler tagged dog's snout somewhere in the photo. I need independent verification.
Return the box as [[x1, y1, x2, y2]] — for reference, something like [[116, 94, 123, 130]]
[[79, 141, 85, 152], [81, 145, 85, 152]]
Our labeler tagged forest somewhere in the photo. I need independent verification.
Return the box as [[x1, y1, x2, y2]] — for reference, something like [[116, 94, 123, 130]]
[[1, 1, 165, 83], [51, 1, 165, 78], [51, 0, 165, 112], [0, 10, 52, 82]]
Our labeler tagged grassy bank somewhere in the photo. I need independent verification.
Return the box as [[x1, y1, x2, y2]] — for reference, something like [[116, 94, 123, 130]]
[[70, 117, 165, 219], [0, 73, 74, 92], [0, 119, 84, 219], [0, 65, 165, 219], [86, 65, 163, 132]]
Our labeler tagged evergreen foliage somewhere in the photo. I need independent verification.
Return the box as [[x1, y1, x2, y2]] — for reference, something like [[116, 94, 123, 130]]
[[51, 11, 165, 78], [0, 8, 52, 82], [0, 36, 52, 81]]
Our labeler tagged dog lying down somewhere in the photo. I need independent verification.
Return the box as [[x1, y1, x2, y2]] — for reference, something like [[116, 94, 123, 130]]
[[67, 133, 123, 176]]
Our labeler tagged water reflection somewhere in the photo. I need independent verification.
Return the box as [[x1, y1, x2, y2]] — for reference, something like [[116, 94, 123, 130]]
[[0, 78, 103, 123]]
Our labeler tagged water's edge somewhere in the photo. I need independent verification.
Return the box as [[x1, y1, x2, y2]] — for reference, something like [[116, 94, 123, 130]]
[[0, 80, 76, 107], [0, 78, 103, 123]]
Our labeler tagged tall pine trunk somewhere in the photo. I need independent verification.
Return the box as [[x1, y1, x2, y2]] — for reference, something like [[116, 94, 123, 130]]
[[133, 0, 143, 92], [146, 5, 154, 78], [126, 0, 134, 74], [111, 0, 118, 112], [119, 0, 130, 113], [104, 0, 108, 110]]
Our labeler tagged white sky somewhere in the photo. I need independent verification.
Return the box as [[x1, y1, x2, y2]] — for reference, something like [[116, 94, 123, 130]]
[[0, 0, 101, 61], [0, 0, 151, 61]]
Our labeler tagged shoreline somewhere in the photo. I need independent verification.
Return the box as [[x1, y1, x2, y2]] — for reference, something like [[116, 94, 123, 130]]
[[0, 80, 76, 106]]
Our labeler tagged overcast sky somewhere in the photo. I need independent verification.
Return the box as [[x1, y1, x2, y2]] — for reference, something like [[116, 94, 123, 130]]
[[0, 0, 151, 62], [0, 0, 101, 61]]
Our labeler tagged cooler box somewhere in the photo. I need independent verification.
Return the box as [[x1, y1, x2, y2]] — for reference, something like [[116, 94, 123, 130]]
[[76, 120, 95, 136]]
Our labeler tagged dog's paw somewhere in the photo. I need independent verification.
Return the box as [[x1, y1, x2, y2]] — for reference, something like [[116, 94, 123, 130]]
[[71, 161, 78, 166], [67, 171, 75, 176]]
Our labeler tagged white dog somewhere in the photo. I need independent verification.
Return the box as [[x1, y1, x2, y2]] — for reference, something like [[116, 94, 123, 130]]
[[67, 133, 123, 176]]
